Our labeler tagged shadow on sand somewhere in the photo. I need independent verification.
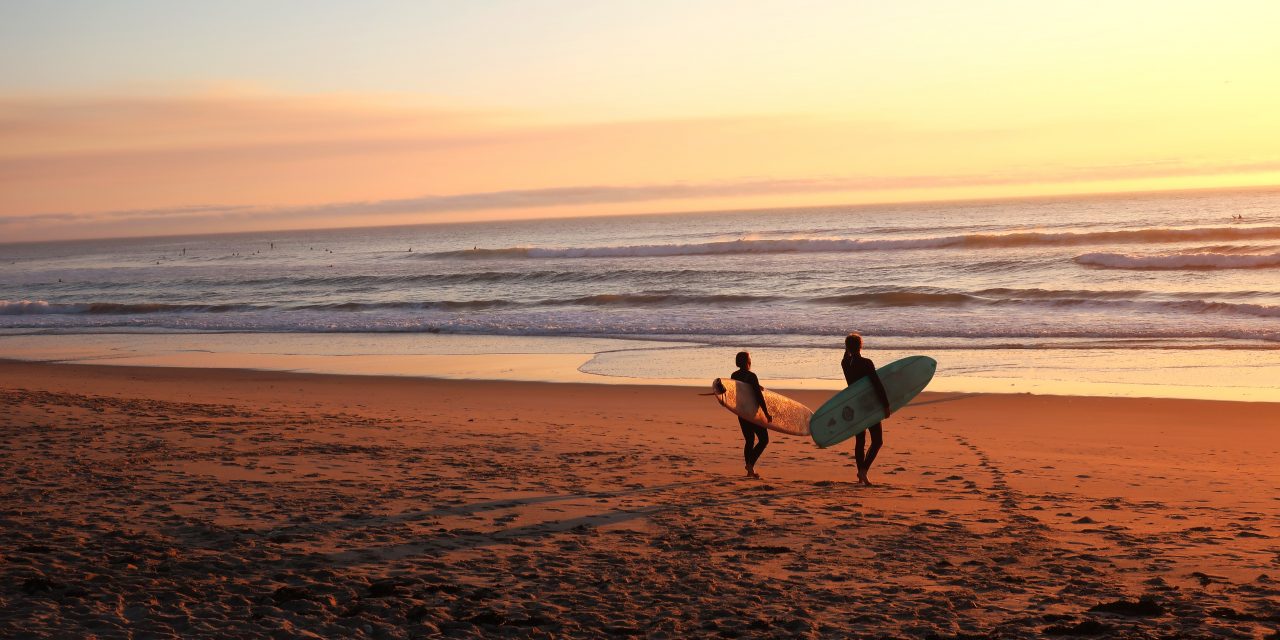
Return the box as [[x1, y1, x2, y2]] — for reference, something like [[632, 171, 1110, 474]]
[[320, 482, 834, 565], [909, 392, 981, 407], [257, 478, 726, 539]]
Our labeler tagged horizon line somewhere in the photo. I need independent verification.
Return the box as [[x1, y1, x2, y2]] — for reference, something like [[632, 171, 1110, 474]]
[[2, 181, 1277, 247]]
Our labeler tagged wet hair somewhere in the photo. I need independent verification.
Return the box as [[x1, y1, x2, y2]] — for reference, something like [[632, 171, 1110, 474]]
[[735, 351, 750, 368], [845, 332, 863, 352]]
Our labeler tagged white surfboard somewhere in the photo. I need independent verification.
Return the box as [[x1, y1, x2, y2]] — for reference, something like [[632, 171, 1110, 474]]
[[711, 378, 813, 436]]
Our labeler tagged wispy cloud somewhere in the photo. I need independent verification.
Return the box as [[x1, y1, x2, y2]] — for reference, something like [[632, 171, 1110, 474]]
[[0, 93, 770, 173], [4, 92, 1280, 241], [0, 204, 254, 226], [8, 158, 1280, 235]]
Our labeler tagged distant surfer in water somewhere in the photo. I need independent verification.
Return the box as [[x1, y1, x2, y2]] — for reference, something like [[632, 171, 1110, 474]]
[[842, 333, 892, 485], [732, 351, 772, 478]]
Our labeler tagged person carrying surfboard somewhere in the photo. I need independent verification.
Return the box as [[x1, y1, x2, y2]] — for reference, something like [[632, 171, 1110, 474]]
[[841, 333, 892, 485], [732, 351, 772, 478]]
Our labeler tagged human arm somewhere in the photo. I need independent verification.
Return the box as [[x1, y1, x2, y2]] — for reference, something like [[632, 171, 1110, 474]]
[[851, 356, 892, 418], [750, 372, 772, 422], [870, 371, 892, 419]]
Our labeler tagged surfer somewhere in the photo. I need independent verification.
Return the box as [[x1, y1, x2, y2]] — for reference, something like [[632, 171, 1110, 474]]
[[732, 351, 772, 478], [842, 333, 892, 486]]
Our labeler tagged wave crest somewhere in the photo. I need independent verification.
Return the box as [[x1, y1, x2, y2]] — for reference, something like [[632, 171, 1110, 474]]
[[1075, 251, 1280, 270], [0, 300, 260, 315], [814, 291, 977, 306], [430, 226, 1280, 259]]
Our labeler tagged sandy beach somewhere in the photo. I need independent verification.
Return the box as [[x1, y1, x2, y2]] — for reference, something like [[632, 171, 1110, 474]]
[[1, 360, 1277, 639]]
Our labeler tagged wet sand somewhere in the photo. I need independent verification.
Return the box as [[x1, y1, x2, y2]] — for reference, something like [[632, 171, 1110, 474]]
[[2, 360, 1278, 638]]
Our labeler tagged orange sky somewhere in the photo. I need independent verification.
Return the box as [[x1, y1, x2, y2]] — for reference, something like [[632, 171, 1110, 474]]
[[2, 1, 1279, 241]]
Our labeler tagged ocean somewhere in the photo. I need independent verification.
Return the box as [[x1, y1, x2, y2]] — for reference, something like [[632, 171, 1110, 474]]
[[3, 188, 1279, 400]]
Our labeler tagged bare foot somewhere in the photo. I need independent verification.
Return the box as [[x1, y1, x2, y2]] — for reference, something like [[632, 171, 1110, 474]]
[[857, 469, 872, 486]]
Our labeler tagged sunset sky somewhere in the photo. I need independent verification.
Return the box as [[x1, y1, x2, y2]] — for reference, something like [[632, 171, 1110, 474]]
[[3, 0, 1279, 241]]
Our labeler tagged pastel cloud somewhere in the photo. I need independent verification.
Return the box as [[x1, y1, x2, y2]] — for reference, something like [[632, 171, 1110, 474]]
[[4, 92, 1280, 241], [8, 161, 1280, 242]]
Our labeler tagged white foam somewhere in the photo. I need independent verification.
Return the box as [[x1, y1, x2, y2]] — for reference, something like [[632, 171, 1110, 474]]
[[0, 300, 74, 315], [1075, 251, 1280, 270], [441, 226, 1280, 259]]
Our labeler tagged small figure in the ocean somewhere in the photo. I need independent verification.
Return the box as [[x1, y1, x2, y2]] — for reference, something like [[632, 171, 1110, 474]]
[[841, 333, 892, 485], [731, 351, 771, 478]]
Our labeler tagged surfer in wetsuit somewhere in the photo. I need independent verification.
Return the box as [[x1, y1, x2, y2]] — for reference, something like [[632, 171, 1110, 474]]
[[842, 333, 892, 486], [732, 351, 772, 478]]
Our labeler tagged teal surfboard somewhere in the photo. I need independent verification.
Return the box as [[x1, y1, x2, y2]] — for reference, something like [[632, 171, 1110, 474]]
[[809, 356, 937, 448]]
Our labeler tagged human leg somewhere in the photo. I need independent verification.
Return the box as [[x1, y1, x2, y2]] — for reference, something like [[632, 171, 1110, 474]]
[[854, 430, 868, 470], [863, 424, 883, 469], [857, 424, 883, 485], [739, 419, 758, 476], [747, 424, 769, 469]]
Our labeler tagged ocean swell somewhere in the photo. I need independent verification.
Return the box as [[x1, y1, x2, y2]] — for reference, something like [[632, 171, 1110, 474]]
[[7, 291, 1278, 319], [0, 300, 261, 315], [428, 226, 1280, 259], [1075, 251, 1280, 270]]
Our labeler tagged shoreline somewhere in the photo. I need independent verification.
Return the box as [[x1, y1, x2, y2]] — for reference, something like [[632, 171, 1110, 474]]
[[8, 355, 1280, 407], [3, 330, 1280, 403]]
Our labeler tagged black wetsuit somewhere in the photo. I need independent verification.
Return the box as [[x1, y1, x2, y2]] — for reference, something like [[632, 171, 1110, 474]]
[[731, 368, 770, 468], [841, 353, 891, 472]]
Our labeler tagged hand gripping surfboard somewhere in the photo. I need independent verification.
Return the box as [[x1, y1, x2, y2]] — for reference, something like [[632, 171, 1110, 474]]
[[711, 378, 813, 436]]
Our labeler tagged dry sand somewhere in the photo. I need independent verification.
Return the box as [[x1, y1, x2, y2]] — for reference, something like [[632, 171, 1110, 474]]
[[1, 360, 1278, 639]]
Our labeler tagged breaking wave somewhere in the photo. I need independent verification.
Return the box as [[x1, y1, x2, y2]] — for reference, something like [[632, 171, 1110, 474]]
[[0, 300, 262, 315], [6, 291, 1277, 319], [431, 226, 1280, 259], [1075, 251, 1280, 270]]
